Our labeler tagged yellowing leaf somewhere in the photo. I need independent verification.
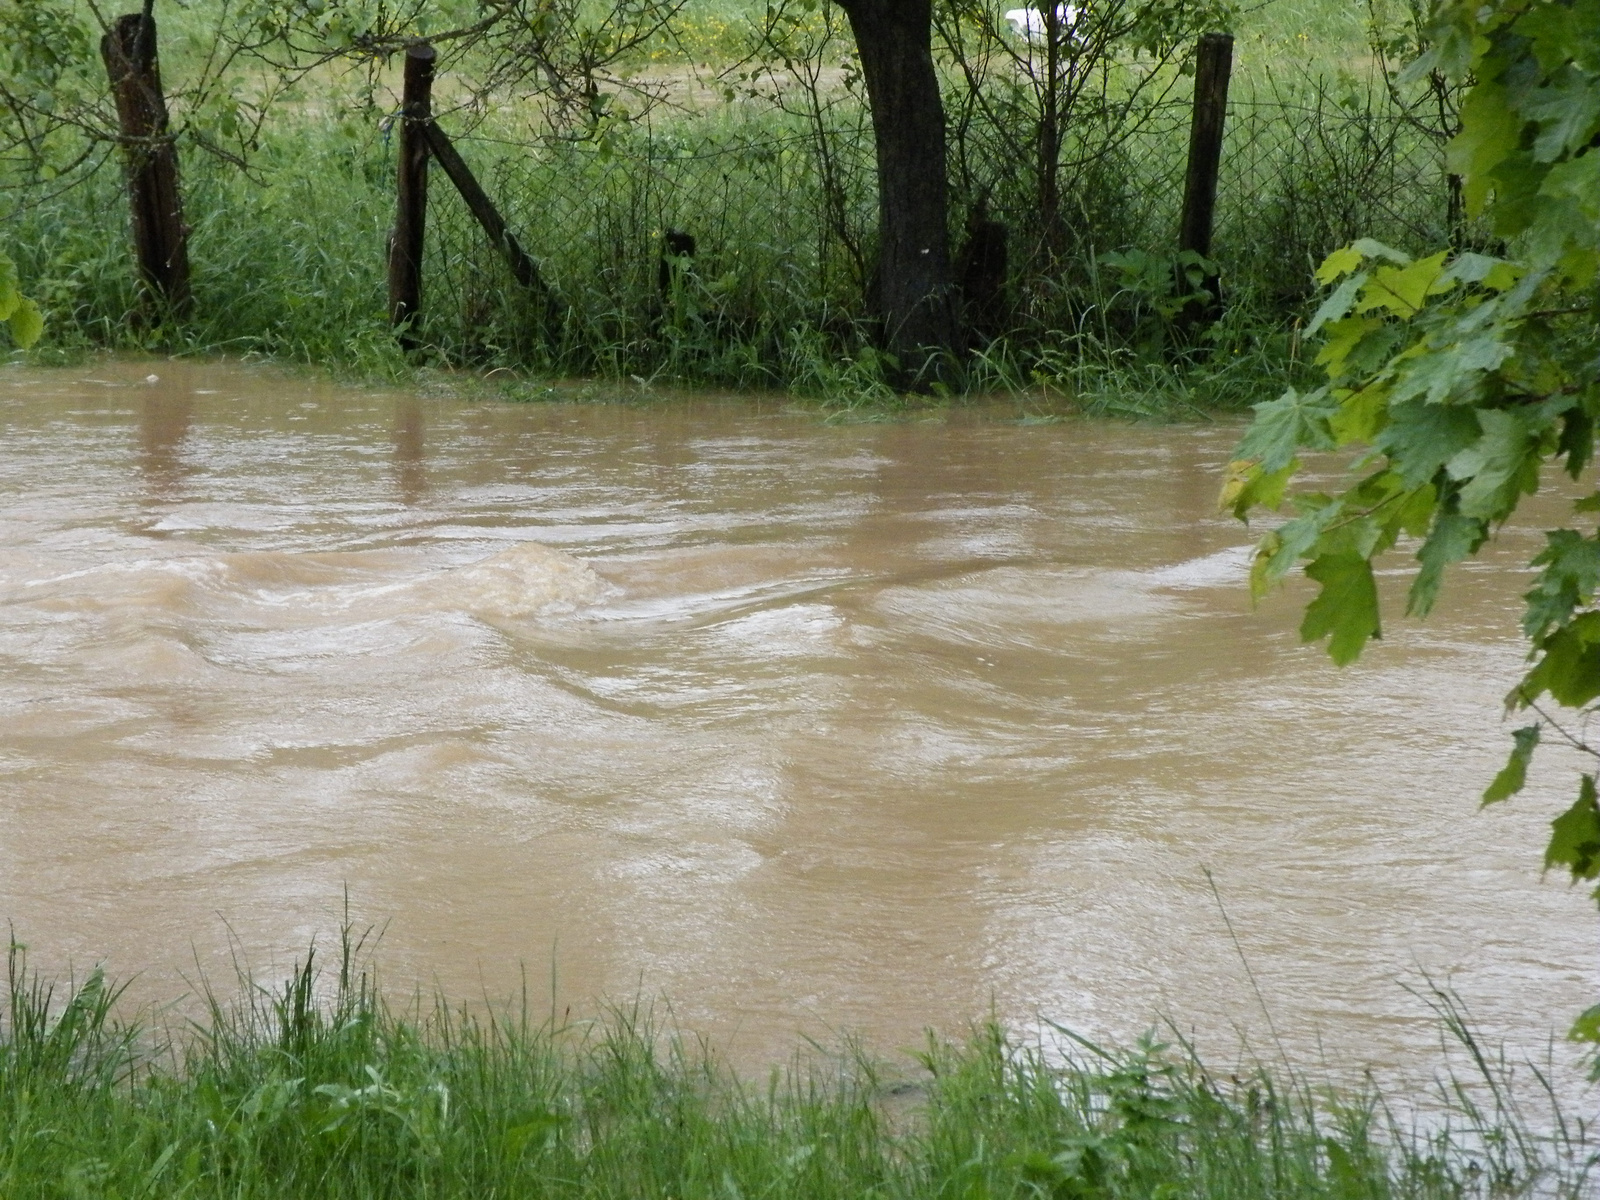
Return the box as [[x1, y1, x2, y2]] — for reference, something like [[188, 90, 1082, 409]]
[[1218, 459, 1254, 514], [1362, 252, 1448, 317], [1329, 384, 1388, 445], [7, 298, 42, 349], [1314, 316, 1382, 377], [1223, 460, 1296, 519], [1249, 534, 1280, 601], [1482, 261, 1522, 291], [1315, 245, 1364, 285]]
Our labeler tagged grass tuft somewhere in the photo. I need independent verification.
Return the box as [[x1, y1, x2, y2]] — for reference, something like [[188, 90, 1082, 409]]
[[1, 928, 1595, 1198]]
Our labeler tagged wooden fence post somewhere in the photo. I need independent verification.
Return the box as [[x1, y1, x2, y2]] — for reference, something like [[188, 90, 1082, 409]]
[[1176, 31, 1233, 335], [388, 42, 436, 343], [101, 11, 191, 317], [418, 119, 562, 332]]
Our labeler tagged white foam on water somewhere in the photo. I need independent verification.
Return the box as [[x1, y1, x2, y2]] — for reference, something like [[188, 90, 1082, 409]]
[[1143, 543, 1254, 590], [17, 556, 232, 614], [411, 541, 613, 619], [5, 542, 610, 636], [872, 565, 1181, 651]]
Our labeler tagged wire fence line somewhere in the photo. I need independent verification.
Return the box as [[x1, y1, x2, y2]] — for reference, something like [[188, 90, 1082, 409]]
[[410, 68, 1448, 364], [2, 15, 1452, 382]]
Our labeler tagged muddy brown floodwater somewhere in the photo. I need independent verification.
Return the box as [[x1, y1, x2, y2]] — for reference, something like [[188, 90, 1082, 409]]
[[0, 359, 1594, 1080]]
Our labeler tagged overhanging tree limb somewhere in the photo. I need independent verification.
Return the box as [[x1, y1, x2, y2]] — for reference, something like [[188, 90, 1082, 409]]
[[1227, 0, 1600, 1039]]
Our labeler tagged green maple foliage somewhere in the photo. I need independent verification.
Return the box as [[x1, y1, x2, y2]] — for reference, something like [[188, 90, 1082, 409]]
[[0, 250, 41, 349], [1226, 0, 1600, 1038]]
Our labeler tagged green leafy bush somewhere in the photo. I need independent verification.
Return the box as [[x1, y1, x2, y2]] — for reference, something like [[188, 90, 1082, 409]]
[[1228, 0, 1600, 1042], [0, 250, 42, 347]]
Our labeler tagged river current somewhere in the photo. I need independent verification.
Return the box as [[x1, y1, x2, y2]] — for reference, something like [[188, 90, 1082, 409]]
[[0, 359, 1592, 1079]]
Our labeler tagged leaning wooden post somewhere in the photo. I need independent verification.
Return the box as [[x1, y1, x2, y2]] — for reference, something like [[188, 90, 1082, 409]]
[[388, 42, 436, 344], [418, 119, 564, 335], [101, 10, 191, 317], [1175, 31, 1233, 336]]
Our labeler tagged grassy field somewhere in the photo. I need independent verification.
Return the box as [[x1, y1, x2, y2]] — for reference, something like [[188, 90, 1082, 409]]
[[3, 933, 1594, 1199], [1, 0, 1454, 407]]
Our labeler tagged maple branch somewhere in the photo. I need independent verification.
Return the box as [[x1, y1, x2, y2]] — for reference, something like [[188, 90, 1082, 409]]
[[1521, 696, 1600, 762]]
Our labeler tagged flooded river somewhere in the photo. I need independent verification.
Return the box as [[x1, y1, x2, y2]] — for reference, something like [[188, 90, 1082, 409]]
[[0, 359, 1593, 1077]]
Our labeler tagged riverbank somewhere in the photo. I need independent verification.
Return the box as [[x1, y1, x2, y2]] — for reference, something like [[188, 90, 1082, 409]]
[[2, 0, 1435, 410], [4, 346, 1207, 423], [2, 935, 1592, 1199]]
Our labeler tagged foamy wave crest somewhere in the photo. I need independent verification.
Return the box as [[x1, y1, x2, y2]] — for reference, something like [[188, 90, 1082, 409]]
[[413, 542, 611, 618], [1143, 545, 1252, 590]]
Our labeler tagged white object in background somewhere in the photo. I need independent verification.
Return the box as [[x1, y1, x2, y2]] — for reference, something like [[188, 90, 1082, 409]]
[[1003, 5, 1081, 41]]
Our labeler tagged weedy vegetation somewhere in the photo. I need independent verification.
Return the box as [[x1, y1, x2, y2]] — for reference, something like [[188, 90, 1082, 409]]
[[1, 930, 1596, 1199], [1, 0, 1463, 409]]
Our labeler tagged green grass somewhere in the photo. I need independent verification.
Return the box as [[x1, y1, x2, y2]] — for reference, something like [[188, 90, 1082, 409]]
[[0, 77, 1353, 410], [2, 0, 1449, 410], [1, 931, 1594, 1199]]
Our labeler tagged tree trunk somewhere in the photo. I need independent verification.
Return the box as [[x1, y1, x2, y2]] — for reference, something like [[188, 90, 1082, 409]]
[[101, 11, 191, 317], [388, 42, 435, 343], [838, 0, 960, 379], [1176, 32, 1232, 263], [1174, 31, 1233, 341], [1036, 5, 1062, 259]]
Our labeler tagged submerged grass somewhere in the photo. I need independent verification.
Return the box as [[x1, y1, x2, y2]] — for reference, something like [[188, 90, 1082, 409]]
[[1, 929, 1594, 1199]]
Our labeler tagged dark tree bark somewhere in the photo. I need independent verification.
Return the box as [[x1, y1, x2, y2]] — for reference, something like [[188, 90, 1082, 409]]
[[955, 211, 1008, 342], [837, 0, 961, 378], [388, 42, 435, 343], [1176, 32, 1233, 263], [1174, 31, 1233, 340], [101, 11, 191, 317]]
